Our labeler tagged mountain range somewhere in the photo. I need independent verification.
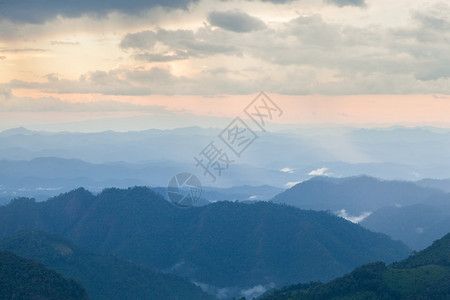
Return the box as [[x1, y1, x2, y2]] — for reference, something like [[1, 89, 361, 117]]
[[3, 126, 450, 191], [261, 232, 450, 299], [271, 176, 450, 250], [0, 187, 410, 299]]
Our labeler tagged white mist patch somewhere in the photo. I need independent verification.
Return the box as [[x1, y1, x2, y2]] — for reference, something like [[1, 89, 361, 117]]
[[416, 227, 425, 234], [35, 187, 63, 191], [193, 282, 231, 299], [308, 167, 332, 176], [285, 181, 303, 188], [241, 283, 276, 299], [280, 167, 294, 173], [337, 209, 372, 223], [194, 282, 275, 299]]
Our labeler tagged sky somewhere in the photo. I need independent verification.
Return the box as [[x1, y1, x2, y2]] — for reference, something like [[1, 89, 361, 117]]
[[1, 0, 450, 131]]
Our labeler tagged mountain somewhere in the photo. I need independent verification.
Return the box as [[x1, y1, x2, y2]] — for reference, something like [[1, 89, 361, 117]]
[[0, 157, 285, 202], [0, 157, 292, 199], [0, 250, 88, 300], [0, 187, 410, 299], [360, 203, 450, 250], [271, 176, 443, 216], [0, 230, 213, 300], [417, 178, 450, 193], [271, 176, 450, 250], [151, 184, 284, 203], [0, 127, 35, 137], [391, 233, 450, 268], [261, 233, 450, 300], [4, 126, 450, 187]]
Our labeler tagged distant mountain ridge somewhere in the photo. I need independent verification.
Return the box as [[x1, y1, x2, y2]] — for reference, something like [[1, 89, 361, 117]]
[[271, 176, 443, 215], [361, 203, 450, 250], [0, 157, 284, 202], [0, 156, 292, 196], [0, 127, 36, 136], [4, 126, 450, 187], [0, 187, 410, 299], [271, 176, 450, 250], [417, 178, 450, 193]]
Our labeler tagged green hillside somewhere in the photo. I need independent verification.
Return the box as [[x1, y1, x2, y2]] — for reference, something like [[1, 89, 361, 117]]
[[0, 187, 410, 297], [0, 230, 213, 300], [0, 250, 88, 300], [261, 233, 450, 300]]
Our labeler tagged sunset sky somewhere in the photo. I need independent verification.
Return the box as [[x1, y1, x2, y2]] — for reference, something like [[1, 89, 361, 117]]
[[1, 0, 449, 131]]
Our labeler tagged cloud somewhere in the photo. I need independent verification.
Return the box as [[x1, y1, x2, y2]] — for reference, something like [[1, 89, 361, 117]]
[[287, 15, 341, 47], [35, 187, 63, 191], [308, 167, 332, 176], [382, 4, 450, 82], [0, 92, 169, 113], [413, 3, 450, 32], [280, 167, 294, 173], [51, 40, 80, 46], [285, 181, 302, 188], [207, 10, 266, 33], [415, 67, 450, 81], [120, 31, 158, 50], [194, 282, 233, 299], [194, 281, 275, 299], [325, 0, 366, 7], [114, 4, 450, 94], [254, 9, 450, 93], [0, 56, 6, 60], [336, 209, 371, 223], [0, 0, 199, 24], [10, 67, 181, 95], [8, 65, 253, 95], [5, 2, 450, 96], [0, 48, 47, 53], [0, 85, 12, 101], [259, 0, 294, 3], [120, 27, 238, 62], [240, 283, 275, 299]]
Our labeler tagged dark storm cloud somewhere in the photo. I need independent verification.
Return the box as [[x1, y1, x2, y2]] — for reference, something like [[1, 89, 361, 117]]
[[0, 0, 198, 24], [207, 10, 266, 32], [325, 0, 366, 7]]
